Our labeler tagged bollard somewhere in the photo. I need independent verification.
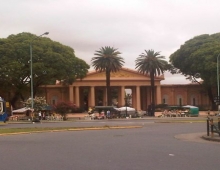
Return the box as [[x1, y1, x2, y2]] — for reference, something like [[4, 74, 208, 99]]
[[210, 118, 214, 137], [218, 118, 220, 136], [207, 118, 210, 136]]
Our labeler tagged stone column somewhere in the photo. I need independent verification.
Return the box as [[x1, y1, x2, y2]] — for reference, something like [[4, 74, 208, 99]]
[[90, 86, 95, 107], [132, 87, 137, 109], [156, 85, 161, 104], [120, 86, 125, 107], [136, 86, 141, 110], [69, 85, 74, 103], [75, 86, 80, 107], [142, 86, 148, 110]]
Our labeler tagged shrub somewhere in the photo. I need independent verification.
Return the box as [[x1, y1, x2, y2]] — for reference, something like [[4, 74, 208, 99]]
[[53, 101, 75, 120]]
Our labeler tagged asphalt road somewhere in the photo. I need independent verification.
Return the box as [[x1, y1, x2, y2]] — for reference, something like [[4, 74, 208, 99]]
[[0, 116, 208, 129], [1, 120, 220, 170]]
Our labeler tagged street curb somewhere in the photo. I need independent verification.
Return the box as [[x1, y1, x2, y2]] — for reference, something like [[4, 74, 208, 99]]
[[201, 135, 220, 142], [154, 121, 206, 123]]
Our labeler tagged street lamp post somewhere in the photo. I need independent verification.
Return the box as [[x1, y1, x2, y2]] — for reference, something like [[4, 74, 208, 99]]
[[30, 32, 49, 110], [217, 54, 220, 100], [217, 54, 220, 115], [124, 97, 128, 118]]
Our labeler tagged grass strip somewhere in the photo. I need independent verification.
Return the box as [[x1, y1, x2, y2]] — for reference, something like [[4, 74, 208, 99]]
[[0, 126, 142, 135], [0, 127, 78, 134]]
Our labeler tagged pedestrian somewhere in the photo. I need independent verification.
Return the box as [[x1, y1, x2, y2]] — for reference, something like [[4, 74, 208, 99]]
[[107, 110, 110, 119], [38, 111, 42, 121]]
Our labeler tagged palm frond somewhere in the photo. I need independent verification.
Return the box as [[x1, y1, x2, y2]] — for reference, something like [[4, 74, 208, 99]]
[[135, 49, 168, 76], [91, 46, 124, 72]]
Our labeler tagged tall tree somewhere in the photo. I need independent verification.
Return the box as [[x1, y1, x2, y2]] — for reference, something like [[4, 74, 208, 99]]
[[169, 33, 220, 110], [91, 46, 124, 106], [0, 32, 89, 108], [135, 49, 168, 116]]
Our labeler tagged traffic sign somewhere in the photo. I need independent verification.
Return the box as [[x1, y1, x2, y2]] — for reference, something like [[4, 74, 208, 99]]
[[214, 96, 220, 103]]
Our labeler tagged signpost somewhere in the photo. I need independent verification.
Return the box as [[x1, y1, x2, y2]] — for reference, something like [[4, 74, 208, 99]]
[[214, 96, 219, 104], [214, 96, 220, 115]]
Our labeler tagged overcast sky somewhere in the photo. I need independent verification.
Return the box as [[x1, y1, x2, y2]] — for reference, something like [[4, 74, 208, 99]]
[[1, 0, 220, 84]]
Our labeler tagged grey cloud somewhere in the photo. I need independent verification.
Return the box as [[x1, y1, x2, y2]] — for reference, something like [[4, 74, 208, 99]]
[[1, 0, 220, 84]]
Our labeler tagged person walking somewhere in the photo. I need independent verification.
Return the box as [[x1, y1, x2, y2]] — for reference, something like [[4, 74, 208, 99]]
[[107, 110, 110, 119], [38, 111, 42, 121]]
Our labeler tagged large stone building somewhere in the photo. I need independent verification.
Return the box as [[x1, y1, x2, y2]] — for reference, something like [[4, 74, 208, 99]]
[[38, 68, 211, 111]]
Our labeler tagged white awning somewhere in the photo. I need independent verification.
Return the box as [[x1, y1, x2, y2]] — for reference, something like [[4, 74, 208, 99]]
[[12, 108, 33, 113], [118, 107, 136, 111]]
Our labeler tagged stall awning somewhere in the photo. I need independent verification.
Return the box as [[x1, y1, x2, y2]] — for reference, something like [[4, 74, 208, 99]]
[[12, 108, 32, 113]]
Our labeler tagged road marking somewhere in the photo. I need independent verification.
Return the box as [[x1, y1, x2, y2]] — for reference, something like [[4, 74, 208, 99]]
[[169, 154, 175, 156]]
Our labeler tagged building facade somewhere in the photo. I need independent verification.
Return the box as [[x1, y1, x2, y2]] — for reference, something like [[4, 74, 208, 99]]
[[38, 68, 211, 111]]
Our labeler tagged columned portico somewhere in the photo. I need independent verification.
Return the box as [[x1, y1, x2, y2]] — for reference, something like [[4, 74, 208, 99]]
[[75, 86, 80, 107], [69, 86, 74, 103], [89, 86, 95, 107], [120, 86, 125, 107], [43, 68, 165, 111], [132, 86, 136, 109], [156, 85, 161, 104], [136, 86, 141, 110]]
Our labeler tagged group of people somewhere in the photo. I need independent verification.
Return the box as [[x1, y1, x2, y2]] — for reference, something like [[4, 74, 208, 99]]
[[97, 110, 111, 119], [161, 109, 189, 117], [38, 111, 63, 121], [88, 108, 112, 119]]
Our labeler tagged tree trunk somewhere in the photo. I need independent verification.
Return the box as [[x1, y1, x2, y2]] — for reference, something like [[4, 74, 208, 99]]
[[106, 70, 111, 106], [10, 91, 22, 109], [206, 85, 217, 110], [150, 72, 155, 116]]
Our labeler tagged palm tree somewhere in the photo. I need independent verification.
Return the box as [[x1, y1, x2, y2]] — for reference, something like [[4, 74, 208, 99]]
[[135, 49, 168, 116], [91, 46, 124, 106]]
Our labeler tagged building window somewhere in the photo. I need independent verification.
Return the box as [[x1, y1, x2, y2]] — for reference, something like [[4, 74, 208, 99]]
[[163, 98, 166, 104], [193, 98, 196, 105], [177, 95, 183, 106], [179, 98, 182, 106], [51, 96, 58, 105], [162, 95, 169, 104], [190, 95, 197, 105]]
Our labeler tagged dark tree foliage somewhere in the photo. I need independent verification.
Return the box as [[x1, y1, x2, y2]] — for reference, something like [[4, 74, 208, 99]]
[[169, 33, 220, 110], [0, 32, 89, 108]]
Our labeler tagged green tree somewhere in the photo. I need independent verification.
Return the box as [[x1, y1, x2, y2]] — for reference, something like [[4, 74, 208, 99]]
[[91, 46, 124, 106], [169, 33, 220, 110], [23, 96, 49, 111], [0, 32, 89, 108], [135, 49, 168, 116]]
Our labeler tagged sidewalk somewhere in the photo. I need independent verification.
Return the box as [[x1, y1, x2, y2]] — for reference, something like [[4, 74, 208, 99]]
[[202, 133, 220, 142]]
